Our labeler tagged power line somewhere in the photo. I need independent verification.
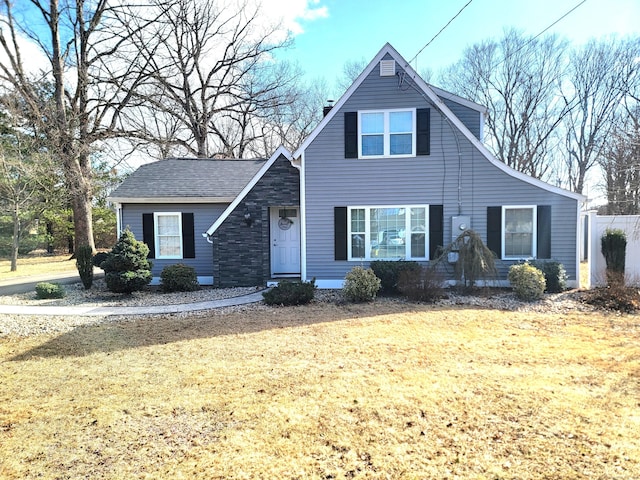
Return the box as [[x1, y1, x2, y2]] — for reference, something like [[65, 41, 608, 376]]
[[493, 0, 587, 68], [408, 0, 474, 65]]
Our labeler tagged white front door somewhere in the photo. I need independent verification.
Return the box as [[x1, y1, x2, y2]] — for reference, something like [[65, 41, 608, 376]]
[[270, 207, 301, 276]]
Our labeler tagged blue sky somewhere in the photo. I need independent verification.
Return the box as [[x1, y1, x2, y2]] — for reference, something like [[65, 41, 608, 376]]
[[279, 0, 640, 97]]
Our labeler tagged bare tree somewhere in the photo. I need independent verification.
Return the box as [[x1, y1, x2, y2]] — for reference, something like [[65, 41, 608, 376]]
[[600, 105, 640, 214], [0, 0, 155, 252], [561, 37, 640, 194], [122, 0, 299, 159], [439, 29, 571, 181]]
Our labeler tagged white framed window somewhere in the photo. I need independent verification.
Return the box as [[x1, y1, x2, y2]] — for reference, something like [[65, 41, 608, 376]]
[[358, 109, 416, 158], [348, 205, 428, 260], [502, 206, 536, 259], [154, 212, 183, 259]]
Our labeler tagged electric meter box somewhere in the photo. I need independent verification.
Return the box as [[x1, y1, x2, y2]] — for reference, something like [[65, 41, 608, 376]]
[[451, 216, 471, 242]]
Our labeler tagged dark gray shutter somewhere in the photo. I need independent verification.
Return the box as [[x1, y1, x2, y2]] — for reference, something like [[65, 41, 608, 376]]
[[536, 205, 551, 259], [182, 212, 195, 259], [142, 213, 155, 259], [416, 108, 431, 156], [344, 112, 358, 159], [334, 207, 348, 261], [429, 204, 443, 259], [487, 207, 502, 258]]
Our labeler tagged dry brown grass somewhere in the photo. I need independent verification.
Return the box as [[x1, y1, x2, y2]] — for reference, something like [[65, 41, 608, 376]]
[[1, 301, 639, 479], [0, 254, 76, 280]]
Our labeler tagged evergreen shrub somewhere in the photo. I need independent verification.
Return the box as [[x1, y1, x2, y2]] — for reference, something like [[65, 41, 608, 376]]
[[508, 263, 546, 301], [343, 266, 381, 303], [370, 260, 421, 294], [160, 264, 200, 293], [101, 229, 152, 294], [76, 244, 94, 290], [262, 279, 316, 306], [530, 259, 567, 293], [35, 282, 66, 299]]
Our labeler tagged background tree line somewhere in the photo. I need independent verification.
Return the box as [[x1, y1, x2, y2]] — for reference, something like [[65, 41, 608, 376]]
[[0, 2, 638, 270]]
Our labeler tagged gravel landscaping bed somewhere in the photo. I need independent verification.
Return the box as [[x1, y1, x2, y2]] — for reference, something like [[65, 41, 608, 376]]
[[0, 278, 600, 338]]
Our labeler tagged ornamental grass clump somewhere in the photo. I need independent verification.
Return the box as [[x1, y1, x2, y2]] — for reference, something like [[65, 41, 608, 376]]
[[343, 266, 381, 302], [508, 263, 546, 301]]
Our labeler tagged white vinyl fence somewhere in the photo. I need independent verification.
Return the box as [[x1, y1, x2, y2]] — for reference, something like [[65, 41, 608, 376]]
[[586, 211, 640, 288]]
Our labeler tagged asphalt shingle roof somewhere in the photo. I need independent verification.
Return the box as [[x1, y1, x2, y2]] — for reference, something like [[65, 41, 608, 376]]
[[109, 158, 268, 202]]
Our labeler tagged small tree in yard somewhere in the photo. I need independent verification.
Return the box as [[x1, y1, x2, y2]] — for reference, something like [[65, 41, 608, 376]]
[[601, 228, 627, 286], [435, 229, 497, 291], [101, 229, 152, 294]]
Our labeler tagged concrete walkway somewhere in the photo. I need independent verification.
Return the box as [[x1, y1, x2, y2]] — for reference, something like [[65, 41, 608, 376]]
[[0, 271, 266, 316]]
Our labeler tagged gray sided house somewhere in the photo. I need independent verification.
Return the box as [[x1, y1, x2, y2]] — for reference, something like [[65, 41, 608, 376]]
[[111, 43, 584, 289], [109, 147, 300, 286], [294, 43, 585, 288]]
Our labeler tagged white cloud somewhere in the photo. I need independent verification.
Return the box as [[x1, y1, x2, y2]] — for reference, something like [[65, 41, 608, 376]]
[[257, 0, 329, 35]]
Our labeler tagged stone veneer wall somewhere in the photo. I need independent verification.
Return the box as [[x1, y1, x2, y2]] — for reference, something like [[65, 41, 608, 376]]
[[212, 154, 300, 287]]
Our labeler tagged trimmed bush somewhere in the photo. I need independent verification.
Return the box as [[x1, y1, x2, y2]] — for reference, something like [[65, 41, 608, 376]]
[[101, 229, 152, 294], [370, 260, 421, 294], [35, 282, 66, 299], [508, 263, 546, 301], [397, 265, 445, 302], [343, 266, 381, 303], [92, 252, 109, 269], [262, 279, 316, 306], [76, 244, 94, 290], [160, 264, 200, 293], [530, 259, 567, 293], [601, 228, 627, 286]]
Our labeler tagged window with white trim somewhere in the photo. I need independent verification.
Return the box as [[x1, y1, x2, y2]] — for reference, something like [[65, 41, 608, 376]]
[[502, 206, 536, 259], [359, 109, 415, 158], [154, 212, 183, 259], [348, 206, 428, 260]]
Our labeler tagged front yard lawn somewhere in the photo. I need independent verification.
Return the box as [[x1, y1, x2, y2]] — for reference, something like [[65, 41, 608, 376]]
[[1, 302, 638, 478]]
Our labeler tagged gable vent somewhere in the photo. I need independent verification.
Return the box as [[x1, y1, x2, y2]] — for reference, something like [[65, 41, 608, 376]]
[[380, 60, 396, 76]]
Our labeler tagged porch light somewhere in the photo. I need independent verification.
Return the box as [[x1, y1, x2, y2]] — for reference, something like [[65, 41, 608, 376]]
[[243, 209, 253, 226]]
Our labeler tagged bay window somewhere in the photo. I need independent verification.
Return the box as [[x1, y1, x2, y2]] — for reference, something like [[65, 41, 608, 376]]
[[348, 205, 428, 260]]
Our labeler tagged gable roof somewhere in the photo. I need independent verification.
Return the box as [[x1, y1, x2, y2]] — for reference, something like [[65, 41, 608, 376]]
[[204, 146, 295, 236], [109, 157, 268, 204], [293, 43, 584, 202]]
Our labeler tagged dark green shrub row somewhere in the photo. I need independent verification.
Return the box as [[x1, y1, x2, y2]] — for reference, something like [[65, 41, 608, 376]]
[[263, 279, 316, 306], [370, 260, 421, 294], [397, 265, 445, 302], [530, 259, 567, 293], [160, 264, 199, 293], [35, 282, 66, 299]]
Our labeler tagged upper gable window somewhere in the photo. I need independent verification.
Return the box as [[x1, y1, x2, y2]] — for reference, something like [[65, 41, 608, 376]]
[[358, 109, 415, 158]]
